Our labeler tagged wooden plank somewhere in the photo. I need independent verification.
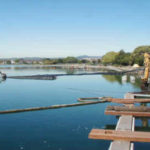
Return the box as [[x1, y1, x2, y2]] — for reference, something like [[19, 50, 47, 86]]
[[105, 111, 150, 117], [105, 105, 150, 117], [108, 98, 150, 104], [106, 105, 150, 112], [88, 129, 150, 142], [105, 110, 150, 117]]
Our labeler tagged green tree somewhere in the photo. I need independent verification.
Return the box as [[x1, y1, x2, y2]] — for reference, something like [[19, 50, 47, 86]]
[[6, 60, 11, 64], [15, 59, 19, 64], [130, 46, 150, 66], [92, 60, 97, 65], [63, 57, 78, 63], [56, 58, 63, 64], [115, 50, 131, 66], [42, 59, 52, 65], [102, 51, 118, 65]]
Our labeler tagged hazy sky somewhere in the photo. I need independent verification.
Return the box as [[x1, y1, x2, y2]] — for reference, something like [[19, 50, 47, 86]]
[[0, 0, 150, 58]]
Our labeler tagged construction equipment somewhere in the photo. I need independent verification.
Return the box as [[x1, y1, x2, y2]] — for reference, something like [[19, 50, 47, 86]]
[[142, 53, 150, 86]]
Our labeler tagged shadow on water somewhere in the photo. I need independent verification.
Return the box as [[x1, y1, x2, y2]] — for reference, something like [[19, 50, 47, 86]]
[[102, 74, 142, 89], [102, 75, 122, 84], [65, 68, 76, 74]]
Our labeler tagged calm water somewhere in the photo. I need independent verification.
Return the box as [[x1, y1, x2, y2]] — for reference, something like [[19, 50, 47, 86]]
[[0, 65, 149, 150]]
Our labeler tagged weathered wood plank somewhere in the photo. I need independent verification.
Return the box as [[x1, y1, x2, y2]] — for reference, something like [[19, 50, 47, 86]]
[[105, 110, 150, 117], [89, 129, 150, 142], [105, 105, 150, 117], [107, 98, 150, 104], [107, 106, 150, 112]]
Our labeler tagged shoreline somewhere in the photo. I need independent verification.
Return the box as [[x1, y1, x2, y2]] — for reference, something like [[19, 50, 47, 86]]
[[0, 63, 144, 70], [0, 64, 144, 77]]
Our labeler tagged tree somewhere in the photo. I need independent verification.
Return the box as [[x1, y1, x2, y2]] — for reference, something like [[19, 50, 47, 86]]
[[130, 46, 150, 66], [80, 59, 89, 64], [115, 50, 131, 66], [15, 59, 19, 64], [102, 51, 118, 65], [42, 59, 52, 65], [56, 58, 63, 64], [63, 57, 78, 63], [6, 60, 11, 64]]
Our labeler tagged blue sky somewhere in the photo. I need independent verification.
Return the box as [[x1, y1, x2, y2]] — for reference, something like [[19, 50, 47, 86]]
[[0, 0, 150, 58]]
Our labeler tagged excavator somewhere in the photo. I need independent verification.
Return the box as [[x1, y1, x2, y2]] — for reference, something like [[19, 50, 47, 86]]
[[142, 53, 150, 87]]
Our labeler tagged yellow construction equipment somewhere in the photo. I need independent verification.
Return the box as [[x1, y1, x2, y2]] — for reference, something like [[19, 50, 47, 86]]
[[142, 53, 150, 86]]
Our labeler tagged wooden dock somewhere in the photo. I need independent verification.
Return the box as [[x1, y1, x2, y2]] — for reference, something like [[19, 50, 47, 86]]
[[88, 92, 150, 150], [108, 115, 134, 150]]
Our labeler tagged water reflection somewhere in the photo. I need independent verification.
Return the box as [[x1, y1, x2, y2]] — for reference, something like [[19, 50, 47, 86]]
[[0, 65, 108, 76], [102, 75, 122, 84], [0, 77, 6, 83], [0, 65, 143, 89], [102, 75, 141, 89], [65, 68, 76, 74], [0, 65, 106, 71]]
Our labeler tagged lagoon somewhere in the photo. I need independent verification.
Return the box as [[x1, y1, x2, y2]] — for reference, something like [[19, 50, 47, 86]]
[[0, 65, 148, 150]]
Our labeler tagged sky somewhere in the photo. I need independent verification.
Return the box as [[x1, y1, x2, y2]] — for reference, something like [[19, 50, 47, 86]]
[[0, 0, 150, 58]]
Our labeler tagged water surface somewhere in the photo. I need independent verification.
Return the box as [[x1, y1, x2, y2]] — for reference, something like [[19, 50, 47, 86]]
[[0, 65, 148, 150]]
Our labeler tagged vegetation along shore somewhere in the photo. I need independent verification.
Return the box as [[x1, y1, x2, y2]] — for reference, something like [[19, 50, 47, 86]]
[[0, 45, 150, 67]]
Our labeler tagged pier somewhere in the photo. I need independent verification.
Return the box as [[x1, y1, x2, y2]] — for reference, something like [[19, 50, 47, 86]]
[[88, 92, 150, 150]]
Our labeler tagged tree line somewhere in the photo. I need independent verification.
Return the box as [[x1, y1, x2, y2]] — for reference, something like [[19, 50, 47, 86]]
[[42, 57, 93, 65], [2, 45, 150, 66], [101, 46, 150, 66]]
